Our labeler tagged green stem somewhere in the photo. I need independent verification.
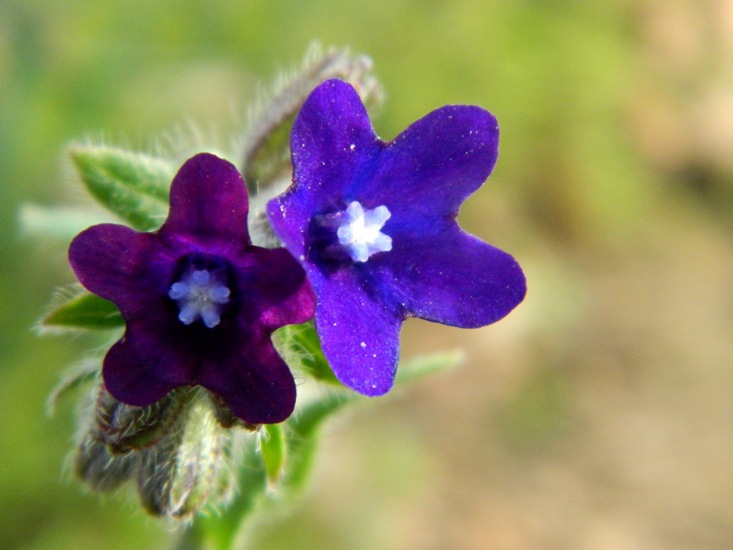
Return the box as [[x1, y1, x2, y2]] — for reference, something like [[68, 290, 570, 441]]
[[173, 522, 206, 550]]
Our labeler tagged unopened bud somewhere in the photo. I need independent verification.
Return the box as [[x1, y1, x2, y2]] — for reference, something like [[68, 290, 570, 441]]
[[137, 389, 240, 519], [91, 385, 190, 454], [75, 435, 139, 492]]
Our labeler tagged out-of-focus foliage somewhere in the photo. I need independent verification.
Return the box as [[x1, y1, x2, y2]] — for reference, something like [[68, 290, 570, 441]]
[[3, 0, 733, 549]]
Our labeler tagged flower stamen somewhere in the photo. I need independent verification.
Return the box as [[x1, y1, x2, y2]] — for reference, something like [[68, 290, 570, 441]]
[[169, 269, 230, 328], [335, 201, 392, 262]]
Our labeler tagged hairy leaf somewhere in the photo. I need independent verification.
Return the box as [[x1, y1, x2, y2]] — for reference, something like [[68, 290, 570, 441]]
[[70, 144, 174, 231]]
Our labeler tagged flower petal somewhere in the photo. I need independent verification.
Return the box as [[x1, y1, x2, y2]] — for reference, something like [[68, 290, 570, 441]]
[[231, 247, 315, 331], [375, 223, 526, 328], [365, 104, 499, 222], [290, 79, 379, 201], [69, 223, 161, 316], [103, 322, 193, 407], [310, 267, 403, 396], [160, 153, 250, 245], [267, 79, 381, 259], [200, 330, 296, 424]]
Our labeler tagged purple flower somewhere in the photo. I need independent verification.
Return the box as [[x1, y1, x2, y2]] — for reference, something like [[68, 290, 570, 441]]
[[267, 79, 526, 396], [69, 153, 315, 424]]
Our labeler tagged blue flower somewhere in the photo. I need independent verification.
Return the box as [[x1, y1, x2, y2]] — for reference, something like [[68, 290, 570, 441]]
[[267, 79, 526, 396], [69, 153, 315, 424]]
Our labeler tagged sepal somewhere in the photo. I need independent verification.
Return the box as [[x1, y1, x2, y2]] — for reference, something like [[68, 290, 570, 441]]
[[75, 438, 139, 492], [92, 385, 189, 454], [260, 423, 286, 486]]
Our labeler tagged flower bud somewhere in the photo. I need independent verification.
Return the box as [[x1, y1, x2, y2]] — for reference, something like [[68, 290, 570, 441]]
[[92, 385, 190, 454], [136, 390, 241, 519], [75, 436, 139, 492]]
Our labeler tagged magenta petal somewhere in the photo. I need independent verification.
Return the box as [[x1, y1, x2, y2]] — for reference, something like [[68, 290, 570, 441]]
[[200, 331, 296, 424], [103, 323, 193, 407], [69, 153, 315, 423], [69, 223, 161, 315], [367, 104, 499, 222], [378, 223, 526, 328], [160, 153, 250, 245], [310, 268, 403, 396]]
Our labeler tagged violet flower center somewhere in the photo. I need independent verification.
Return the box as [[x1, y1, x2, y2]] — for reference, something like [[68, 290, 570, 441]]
[[169, 264, 231, 329], [333, 201, 392, 263]]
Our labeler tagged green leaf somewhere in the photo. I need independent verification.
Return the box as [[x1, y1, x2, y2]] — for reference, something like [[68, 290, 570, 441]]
[[70, 144, 175, 231], [260, 345, 463, 509], [283, 391, 360, 494], [279, 349, 463, 496], [40, 289, 124, 331], [261, 423, 286, 486]]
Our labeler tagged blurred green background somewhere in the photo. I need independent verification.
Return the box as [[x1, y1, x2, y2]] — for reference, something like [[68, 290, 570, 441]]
[[2, 0, 733, 548]]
